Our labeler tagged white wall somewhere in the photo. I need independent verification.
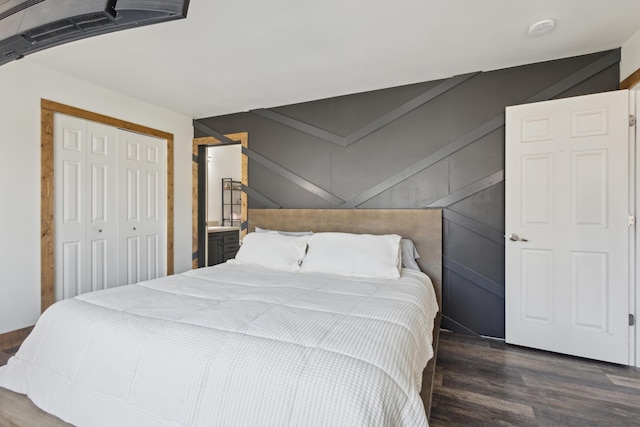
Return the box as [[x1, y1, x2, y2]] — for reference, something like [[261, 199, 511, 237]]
[[622, 28, 640, 82], [207, 145, 242, 225], [0, 59, 193, 335]]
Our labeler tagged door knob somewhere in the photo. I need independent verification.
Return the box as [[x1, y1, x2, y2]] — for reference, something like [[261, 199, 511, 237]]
[[508, 233, 528, 242]]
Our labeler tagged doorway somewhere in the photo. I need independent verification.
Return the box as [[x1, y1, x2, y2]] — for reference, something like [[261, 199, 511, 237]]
[[192, 133, 248, 269], [199, 143, 241, 267], [206, 144, 242, 229]]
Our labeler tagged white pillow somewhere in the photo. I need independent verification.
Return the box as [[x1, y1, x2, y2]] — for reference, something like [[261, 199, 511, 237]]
[[254, 226, 313, 236], [299, 232, 401, 279], [234, 232, 310, 272]]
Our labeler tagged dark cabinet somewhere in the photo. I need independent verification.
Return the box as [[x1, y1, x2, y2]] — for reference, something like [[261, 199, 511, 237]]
[[208, 230, 240, 266]]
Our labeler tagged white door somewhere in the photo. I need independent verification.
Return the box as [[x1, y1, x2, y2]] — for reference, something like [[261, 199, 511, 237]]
[[117, 129, 166, 286], [55, 114, 118, 301], [505, 90, 632, 365], [55, 116, 167, 299]]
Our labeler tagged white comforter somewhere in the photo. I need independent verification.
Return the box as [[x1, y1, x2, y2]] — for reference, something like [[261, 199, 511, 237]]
[[0, 263, 438, 427]]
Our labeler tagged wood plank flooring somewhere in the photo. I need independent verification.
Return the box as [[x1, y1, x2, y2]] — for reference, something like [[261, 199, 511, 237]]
[[0, 346, 18, 369], [1, 331, 639, 426], [430, 330, 640, 426]]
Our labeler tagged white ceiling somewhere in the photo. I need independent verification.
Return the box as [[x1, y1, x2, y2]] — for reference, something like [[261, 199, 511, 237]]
[[22, 0, 640, 119]]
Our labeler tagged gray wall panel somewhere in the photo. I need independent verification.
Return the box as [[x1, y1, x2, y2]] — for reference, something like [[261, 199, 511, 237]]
[[328, 92, 451, 200], [250, 161, 334, 209], [445, 222, 505, 286], [448, 129, 504, 192], [556, 61, 620, 99], [275, 80, 446, 136], [253, 118, 333, 191], [195, 49, 620, 338], [449, 183, 505, 233], [445, 270, 505, 338], [359, 161, 450, 209]]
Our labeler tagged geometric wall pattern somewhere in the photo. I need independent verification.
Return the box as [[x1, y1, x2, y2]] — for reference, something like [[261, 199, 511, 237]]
[[195, 49, 621, 338]]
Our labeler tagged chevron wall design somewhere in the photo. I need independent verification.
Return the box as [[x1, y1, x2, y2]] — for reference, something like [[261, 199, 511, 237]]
[[195, 49, 621, 338]]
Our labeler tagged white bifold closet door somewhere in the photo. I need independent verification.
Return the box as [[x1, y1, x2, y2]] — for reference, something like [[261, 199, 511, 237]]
[[54, 114, 166, 301], [117, 129, 166, 286]]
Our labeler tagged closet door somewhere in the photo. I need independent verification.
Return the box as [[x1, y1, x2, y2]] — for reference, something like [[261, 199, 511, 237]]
[[54, 115, 118, 301], [117, 129, 166, 285]]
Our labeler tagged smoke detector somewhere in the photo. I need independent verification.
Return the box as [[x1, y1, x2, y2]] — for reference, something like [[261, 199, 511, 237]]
[[528, 19, 556, 37]]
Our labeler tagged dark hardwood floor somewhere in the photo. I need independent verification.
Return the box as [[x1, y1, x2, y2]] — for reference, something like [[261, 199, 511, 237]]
[[431, 330, 640, 426], [0, 346, 18, 368], [1, 331, 639, 426]]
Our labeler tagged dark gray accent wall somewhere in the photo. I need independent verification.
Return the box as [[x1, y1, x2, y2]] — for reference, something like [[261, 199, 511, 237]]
[[195, 49, 621, 338]]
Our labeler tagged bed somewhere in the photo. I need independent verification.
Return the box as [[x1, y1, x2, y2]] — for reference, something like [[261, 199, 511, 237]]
[[0, 208, 442, 427]]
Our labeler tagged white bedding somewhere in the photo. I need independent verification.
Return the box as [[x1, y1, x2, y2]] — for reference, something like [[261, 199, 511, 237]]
[[0, 263, 439, 427]]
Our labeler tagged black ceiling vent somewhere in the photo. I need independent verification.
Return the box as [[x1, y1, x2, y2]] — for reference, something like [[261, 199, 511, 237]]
[[22, 12, 117, 44], [0, 0, 189, 65]]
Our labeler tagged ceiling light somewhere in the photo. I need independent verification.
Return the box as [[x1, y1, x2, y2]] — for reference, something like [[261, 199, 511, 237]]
[[528, 19, 556, 37]]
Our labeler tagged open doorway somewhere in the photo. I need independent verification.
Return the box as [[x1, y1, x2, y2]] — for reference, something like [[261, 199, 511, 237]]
[[202, 143, 241, 267], [207, 145, 242, 228], [192, 132, 248, 269]]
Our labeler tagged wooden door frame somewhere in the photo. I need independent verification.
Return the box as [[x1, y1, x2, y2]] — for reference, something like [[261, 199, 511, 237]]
[[192, 133, 248, 269], [620, 66, 640, 89], [41, 99, 174, 312]]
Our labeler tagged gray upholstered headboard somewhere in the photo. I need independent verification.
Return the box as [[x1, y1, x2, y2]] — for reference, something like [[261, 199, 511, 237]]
[[248, 209, 442, 304]]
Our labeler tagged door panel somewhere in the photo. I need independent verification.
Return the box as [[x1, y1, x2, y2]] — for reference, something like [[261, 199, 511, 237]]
[[147, 171, 160, 221], [506, 90, 630, 365], [118, 129, 166, 285], [86, 121, 118, 293], [571, 251, 607, 330], [126, 236, 141, 285], [55, 114, 86, 301], [572, 150, 607, 227], [119, 134, 144, 286], [62, 161, 82, 224], [521, 155, 553, 226], [147, 235, 160, 279], [521, 249, 554, 323], [61, 241, 82, 299], [91, 239, 108, 292], [126, 168, 141, 222]]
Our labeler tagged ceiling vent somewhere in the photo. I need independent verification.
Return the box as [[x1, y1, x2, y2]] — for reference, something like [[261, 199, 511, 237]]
[[0, 0, 189, 65]]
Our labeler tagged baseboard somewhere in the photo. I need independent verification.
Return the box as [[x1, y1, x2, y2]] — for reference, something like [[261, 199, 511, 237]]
[[0, 326, 33, 352]]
